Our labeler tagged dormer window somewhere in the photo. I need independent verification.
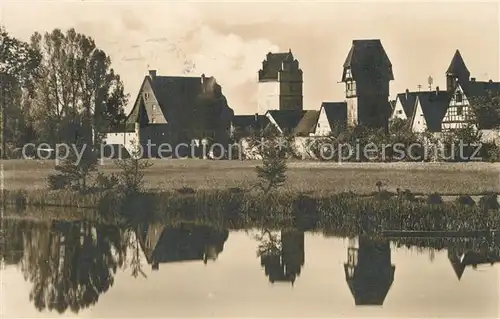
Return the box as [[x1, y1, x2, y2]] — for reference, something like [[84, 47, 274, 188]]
[[346, 80, 356, 97]]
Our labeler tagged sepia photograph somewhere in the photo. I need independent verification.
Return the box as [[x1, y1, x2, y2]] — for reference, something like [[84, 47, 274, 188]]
[[1, 1, 499, 318]]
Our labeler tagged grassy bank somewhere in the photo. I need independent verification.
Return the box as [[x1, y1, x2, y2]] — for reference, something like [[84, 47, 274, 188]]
[[3, 188, 500, 234], [3, 159, 500, 195]]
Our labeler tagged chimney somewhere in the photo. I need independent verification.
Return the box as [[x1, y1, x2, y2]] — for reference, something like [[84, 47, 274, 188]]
[[435, 86, 440, 95], [471, 77, 476, 82], [149, 70, 157, 79], [405, 89, 409, 99], [254, 113, 258, 123], [201, 73, 205, 84]]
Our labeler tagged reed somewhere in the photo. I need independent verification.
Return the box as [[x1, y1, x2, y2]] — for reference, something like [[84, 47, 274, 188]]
[[2, 188, 499, 232]]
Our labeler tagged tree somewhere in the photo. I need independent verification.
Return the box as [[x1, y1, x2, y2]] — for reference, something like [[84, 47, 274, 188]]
[[254, 129, 288, 194], [115, 139, 153, 195], [0, 25, 41, 157], [469, 91, 500, 130], [29, 28, 127, 146]]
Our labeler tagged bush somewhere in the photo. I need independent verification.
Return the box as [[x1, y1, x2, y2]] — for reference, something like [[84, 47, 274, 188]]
[[94, 172, 119, 190]]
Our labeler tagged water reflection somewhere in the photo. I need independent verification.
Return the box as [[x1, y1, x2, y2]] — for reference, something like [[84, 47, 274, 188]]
[[447, 238, 500, 280], [2, 217, 499, 317], [134, 222, 229, 270], [17, 220, 127, 313], [255, 229, 305, 285], [344, 236, 395, 305]]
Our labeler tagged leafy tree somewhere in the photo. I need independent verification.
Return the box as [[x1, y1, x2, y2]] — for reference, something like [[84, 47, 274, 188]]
[[0, 25, 41, 157], [29, 28, 127, 146], [469, 91, 500, 130]]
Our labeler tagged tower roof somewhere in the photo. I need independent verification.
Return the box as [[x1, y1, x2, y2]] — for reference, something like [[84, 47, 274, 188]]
[[446, 49, 470, 76], [342, 39, 394, 82], [259, 50, 296, 81]]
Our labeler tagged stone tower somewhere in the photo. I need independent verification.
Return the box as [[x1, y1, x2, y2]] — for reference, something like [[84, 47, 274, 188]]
[[257, 49, 303, 115], [341, 39, 394, 130], [446, 49, 470, 93]]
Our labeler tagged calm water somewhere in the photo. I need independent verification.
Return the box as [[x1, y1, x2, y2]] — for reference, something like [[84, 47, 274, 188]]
[[1, 219, 499, 318]]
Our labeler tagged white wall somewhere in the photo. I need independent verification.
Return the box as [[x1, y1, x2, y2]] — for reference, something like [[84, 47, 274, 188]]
[[390, 97, 407, 120], [104, 132, 138, 155], [411, 99, 427, 133], [313, 107, 332, 136], [257, 81, 280, 115]]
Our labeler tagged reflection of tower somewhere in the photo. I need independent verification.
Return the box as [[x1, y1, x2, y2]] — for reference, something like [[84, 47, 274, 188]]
[[260, 230, 305, 285], [344, 236, 395, 306]]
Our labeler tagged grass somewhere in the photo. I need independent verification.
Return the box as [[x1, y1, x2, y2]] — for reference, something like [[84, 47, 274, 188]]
[[3, 159, 500, 195]]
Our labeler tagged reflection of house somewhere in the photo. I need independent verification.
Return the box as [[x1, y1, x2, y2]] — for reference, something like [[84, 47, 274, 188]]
[[136, 222, 229, 271], [260, 230, 305, 285], [447, 245, 500, 280], [344, 236, 396, 306]]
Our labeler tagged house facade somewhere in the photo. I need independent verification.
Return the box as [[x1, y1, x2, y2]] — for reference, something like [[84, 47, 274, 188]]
[[411, 89, 450, 133], [313, 102, 348, 136]]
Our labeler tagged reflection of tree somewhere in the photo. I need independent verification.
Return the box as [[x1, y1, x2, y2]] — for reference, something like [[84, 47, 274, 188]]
[[2, 219, 26, 266], [135, 222, 229, 270], [256, 229, 305, 285], [344, 236, 395, 306], [20, 220, 127, 314]]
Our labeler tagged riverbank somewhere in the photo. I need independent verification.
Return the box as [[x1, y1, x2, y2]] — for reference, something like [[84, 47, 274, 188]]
[[3, 188, 499, 234], [3, 159, 500, 195]]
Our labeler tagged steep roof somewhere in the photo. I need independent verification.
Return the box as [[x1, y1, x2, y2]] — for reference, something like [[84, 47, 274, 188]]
[[321, 102, 348, 129], [259, 50, 295, 81], [125, 73, 233, 131], [231, 115, 268, 131], [446, 49, 470, 76], [412, 91, 451, 132], [342, 39, 394, 82], [266, 110, 307, 134], [461, 80, 500, 99], [293, 110, 320, 136]]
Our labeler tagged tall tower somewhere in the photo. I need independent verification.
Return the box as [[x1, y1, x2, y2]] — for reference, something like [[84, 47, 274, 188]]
[[446, 49, 470, 93], [257, 49, 303, 115], [341, 40, 394, 130]]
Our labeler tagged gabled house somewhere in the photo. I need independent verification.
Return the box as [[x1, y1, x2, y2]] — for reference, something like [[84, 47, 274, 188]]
[[390, 90, 420, 121], [106, 70, 234, 157], [448, 246, 500, 281], [442, 79, 500, 131], [410, 89, 450, 133], [313, 102, 348, 136]]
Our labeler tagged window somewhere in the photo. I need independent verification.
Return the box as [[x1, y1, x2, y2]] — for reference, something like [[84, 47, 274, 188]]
[[144, 92, 149, 100], [317, 123, 321, 128], [397, 110, 402, 114], [455, 92, 463, 103], [345, 68, 352, 80], [346, 81, 356, 97], [152, 104, 156, 111], [151, 118, 155, 123], [457, 106, 463, 116]]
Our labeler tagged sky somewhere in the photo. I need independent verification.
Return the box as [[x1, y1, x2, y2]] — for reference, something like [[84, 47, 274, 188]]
[[1, 1, 499, 115], [3, 231, 499, 318]]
